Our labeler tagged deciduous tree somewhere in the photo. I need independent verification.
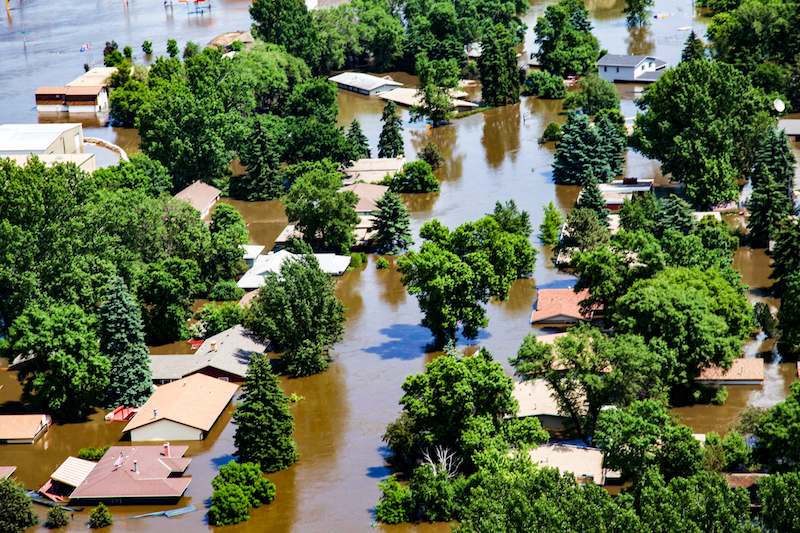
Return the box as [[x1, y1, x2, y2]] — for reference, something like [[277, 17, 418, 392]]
[[477, 24, 520, 107], [249, 0, 321, 71], [538, 201, 564, 245], [390, 160, 440, 193], [209, 461, 275, 526], [563, 74, 620, 115], [138, 258, 205, 344], [0, 478, 37, 533], [534, 0, 600, 76]]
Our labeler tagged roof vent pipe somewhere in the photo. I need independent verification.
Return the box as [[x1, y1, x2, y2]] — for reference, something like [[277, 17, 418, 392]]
[[133, 460, 138, 473]]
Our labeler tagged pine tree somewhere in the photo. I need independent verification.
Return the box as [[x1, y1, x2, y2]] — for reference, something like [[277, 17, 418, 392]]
[[754, 127, 796, 205], [233, 355, 299, 473], [46, 505, 69, 528], [373, 191, 413, 254], [235, 115, 284, 201], [100, 276, 152, 409], [417, 141, 444, 170], [655, 195, 696, 237], [378, 101, 405, 158], [0, 478, 37, 533], [770, 219, 800, 295], [89, 503, 113, 529], [681, 31, 705, 63], [596, 115, 625, 178], [553, 112, 612, 185], [347, 119, 370, 159], [748, 168, 795, 247], [477, 24, 521, 107], [577, 171, 610, 227]]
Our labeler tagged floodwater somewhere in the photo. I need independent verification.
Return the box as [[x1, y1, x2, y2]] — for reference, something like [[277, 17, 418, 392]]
[[1, 0, 798, 531]]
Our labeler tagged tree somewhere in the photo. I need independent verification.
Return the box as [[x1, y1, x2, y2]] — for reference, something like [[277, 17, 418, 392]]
[[534, 0, 600, 76], [194, 302, 243, 338], [770, 219, 800, 295], [100, 277, 152, 409], [207, 204, 249, 281], [142, 40, 153, 55], [753, 127, 796, 204], [541, 122, 562, 141], [595, 114, 626, 177], [245, 254, 346, 376], [78, 445, 111, 461], [759, 472, 800, 532], [378, 101, 405, 158], [629, 60, 772, 205], [559, 207, 610, 252], [233, 354, 299, 471], [166, 39, 179, 57], [576, 173, 610, 227], [511, 326, 669, 444], [563, 74, 621, 115], [623, 0, 654, 26], [207, 280, 245, 301], [681, 31, 705, 62], [489, 200, 532, 237], [390, 160, 440, 193], [0, 478, 37, 533], [417, 141, 445, 170], [373, 191, 414, 254], [477, 24, 520, 107], [779, 275, 800, 352], [89, 503, 113, 529], [654, 195, 696, 237], [347, 119, 370, 159], [412, 84, 457, 127], [208, 461, 276, 525], [751, 381, 800, 471], [619, 192, 658, 233], [524, 71, 567, 98], [538, 202, 564, 245], [138, 258, 205, 344], [553, 112, 614, 185], [208, 482, 251, 526], [376, 475, 412, 524], [748, 168, 794, 247], [234, 115, 285, 201], [249, 0, 321, 71], [45, 505, 69, 529], [282, 166, 359, 253]]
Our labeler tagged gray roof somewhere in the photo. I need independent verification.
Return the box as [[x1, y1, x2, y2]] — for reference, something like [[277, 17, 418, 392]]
[[150, 325, 268, 380], [779, 118, 800, 136], [328, 72, 403, 92], [597, 54, 656, 67]]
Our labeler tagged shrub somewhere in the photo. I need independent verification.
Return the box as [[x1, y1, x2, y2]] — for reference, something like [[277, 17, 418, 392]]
[[542, 122, 562, 142], [183, 41, 200, 59], [416, 141, 444, 171], [208, 280, 245, 301], [167, 39, 179, 57], [78, 445, 110, 462], [524, 70, 567, 98], [349, 252, 367, 268], [208, 461, 276, 525], [376, 257, 390, 269], [195, 302, 243, 337], [208, 482, 250, 525], [142, 40, 153, 54], [390, 161, 440, 193], [89, 503, 113, 528], [376, 475, 412, 524], [229, 40, 244, 52], [123, 46, 133, 58], [45, 506, 69, 529]]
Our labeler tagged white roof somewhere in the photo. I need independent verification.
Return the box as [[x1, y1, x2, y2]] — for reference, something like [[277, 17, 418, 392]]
[[237, 251, 351, 289], [528, 445, 606, 483], [779, 118, 800, 136], [379, 87, 478, 109], [50, 456, 96, 487], [240, 245, 265, 260], [0, 124, 81, 153], [328, 72, 403, 92], [513, 379, 571, 418]]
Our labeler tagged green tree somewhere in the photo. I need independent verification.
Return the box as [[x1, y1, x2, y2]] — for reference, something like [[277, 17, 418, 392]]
[[347, 119, 370, 159], [390, 160, 440, 193], [770, 219, 800, 295], [100, 276, 152, 409], [759, 472, 800, 532], [282, 166, 359, 253], [576, 173, 610, 226], [234, 115, 286, 201], [751, 381, 800, 471], [78, 445, 111, 461], [623, 0, 654, 26], [208, 461, 275, 526], [748, 168, 795, 247], [166, 39, 179, 57], [681, 31, 705, 62], [373, 191, 414, 254], [233, 354, 299, 469], [541, 122, 563, 141], [412, 85, 457, 127], [629, 60, 772, 205], [753, 126, 796, 203], [138, 258, 205, 344], [553, 112, 614, 185], [142, 40, 153, 55], [779, 274, 800, 351], [378, 101, 405, 158], [524, 70, 567, 98], [207, 280, 246, 301], [89, 503, 113, 529], [0, 478, 37, 533], [619, 192, 658, 233], [183, 41, 200, 59], [538, 202, 564, 245], [376, 475, 412, 524], [208, 483, 250, 525], [563, 74, 621, 115], [207, 204, 249, 281], [245, 254, 346, 376], [489, 200, 532, 237], [559, 207, 610, 252], [194, 302, 244, 338], [45, 505, 69, 529], [249, 0, 321, 71], [534, 0, 600, 76], [477, 24, 520, 107], [417, 141, 445, 170], [654, 194, 696, 237]]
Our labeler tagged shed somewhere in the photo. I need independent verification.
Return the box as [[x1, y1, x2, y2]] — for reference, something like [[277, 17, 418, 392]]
[[173, 181, 221, 218], [696, 358, 765, 386], [328, 72, 403, 96], [123, 374, 239, 441], [40, 456, 97, 501], [0, 414, 51, 444], [379, 87, 478, 112], [341, 157, 406, 184], [597, 54, 669, 84], [528, 445, 608, 485], [530, 288, 597, 325], [340, 183, 389, 215], [0, 124, 84, 156]]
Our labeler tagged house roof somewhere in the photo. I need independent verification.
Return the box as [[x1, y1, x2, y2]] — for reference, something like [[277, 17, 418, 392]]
[[64, 85, 105, 96], [4, 153, 95, 170], [0, 124, 82, 153], [328, 72, 403, 92], [379, 87, 478, 109], [0, 466, 17, 479], [528, 445, 606, 484], [513, 379, 585, 418], [531, 288, 594, 323], [273, 224, 304, 244], [173, 181, 221, 214], [66, 67, 120, 86], [50, 456, 97, 487], [0, 414, 49, 440], [597, 54, 658, 67], [238, 289, 259, 308], [240, 244, 265, 260], [340, 183, 388, 213], [69, 445, 191, 499], [697, 358, 765, 383], [237, 250, 351, 288], [36, 86, 68, 95], [150, 325, 268, 381], [123, 373, 239, 434], [340, 157, 407, 184]]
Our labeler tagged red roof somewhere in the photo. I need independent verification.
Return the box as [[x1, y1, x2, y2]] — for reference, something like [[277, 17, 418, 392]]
[[68, 445, 191, 500], [530, 288, 595, 324]]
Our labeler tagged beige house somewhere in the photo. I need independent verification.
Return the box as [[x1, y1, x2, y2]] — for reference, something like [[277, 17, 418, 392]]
[[0, 414, 51, 444], [173, 181, 222, 218], [696, 358, 765, 386], [512, 379, 585, 430], [528, 444, 609, 485], [123, 374, 238, 441], [340, 157, 405, 184], [0, 124, 84, 156], [4, 153, 96, 173]]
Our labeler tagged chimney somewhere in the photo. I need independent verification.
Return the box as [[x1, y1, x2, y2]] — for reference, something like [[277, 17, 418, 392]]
[[133, 460, 138, 473], [153, 408, 158, 419], [163, 441, 170, 458], [211, 341, 217, 351]]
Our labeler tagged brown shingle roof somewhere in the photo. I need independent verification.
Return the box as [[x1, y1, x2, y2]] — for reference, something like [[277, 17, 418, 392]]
[[123, 373, 238, 433], [173, 181, 221, 214], [35, 86, 68, 95], [0, 414, 49, 440], [531, 289, 595, 324], [340, 183, 388, 213], [69, 445, 191, 499], [697, 358, 765, 383]]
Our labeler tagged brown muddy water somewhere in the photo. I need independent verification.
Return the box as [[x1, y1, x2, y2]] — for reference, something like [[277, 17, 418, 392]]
[[1, 0, 799, 531]]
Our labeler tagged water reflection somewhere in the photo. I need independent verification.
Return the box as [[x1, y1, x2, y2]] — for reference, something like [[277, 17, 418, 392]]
[[626, 26, 656, 56], [481, 104, 522, 169]]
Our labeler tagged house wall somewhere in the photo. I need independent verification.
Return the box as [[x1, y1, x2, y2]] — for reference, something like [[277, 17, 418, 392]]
[[42, 125, 83, 155], [130, 419, 203, 442], [696, 380, 763, 386], [186, 367, 245, 383], [599, 65, 637, 83], [535, 414, 568, 430], [37, 104, 69, 113]]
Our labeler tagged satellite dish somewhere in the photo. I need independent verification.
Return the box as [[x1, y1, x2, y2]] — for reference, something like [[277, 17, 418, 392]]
[[774, 99, 786, 113]]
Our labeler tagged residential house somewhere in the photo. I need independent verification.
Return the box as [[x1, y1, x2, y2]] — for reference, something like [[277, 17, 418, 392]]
[[328, 72, 403, 96], [0, 124, 84, 156], [512, 379, 585, 429], [779, 118, 800, 141], [341, 182, 389, 246], [726, 473, 768, 509], [173, 181, 221, 218], [340, 157, 406, 185], [35, 67, 122, 113], [530, 288, 598, 325], [696, 358, 765, 386], [0, 414, 51, 444], [240, 245, 265, 269], [379, 87, 478, 113], [528, 444, 610, 485], [237, 250, 351, 289], [123, 374, 239, 441], [587, 178, 654, 212], [597, 54, 669, 84]]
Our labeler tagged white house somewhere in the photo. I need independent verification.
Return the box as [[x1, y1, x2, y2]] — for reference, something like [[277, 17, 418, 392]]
[[0, 124, 84, 156], [328, 72, 403, 96], [597, 54, 669, 84]]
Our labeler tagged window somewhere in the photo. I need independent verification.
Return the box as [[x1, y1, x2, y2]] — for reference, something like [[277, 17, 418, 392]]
[[604, 66, 607, 72], [616, 67, 619, 73], [218, 376, 230, 382]]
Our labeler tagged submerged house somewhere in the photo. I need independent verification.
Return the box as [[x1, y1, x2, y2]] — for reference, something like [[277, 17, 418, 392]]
[[696, 358, 765, 386], [512, 379, 586, 430], [237, 250, 351, 288], [0, 124, 84, 156], [530, 288, 598, 325], [173, 181, 221, 218], [340, 157, 406, 185], [328, 72, 403, 96], [0, 414, 51, 444], [597, 54, 669, 84], [528, 444, 612, 485], [35, 67, 122, 113]]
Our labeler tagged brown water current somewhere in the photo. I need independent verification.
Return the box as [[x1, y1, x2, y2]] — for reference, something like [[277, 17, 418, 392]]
[[1, 0, 797, 531]]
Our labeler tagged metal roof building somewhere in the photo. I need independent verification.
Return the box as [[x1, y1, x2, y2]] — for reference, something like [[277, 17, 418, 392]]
[[0, 124, 84, 156]]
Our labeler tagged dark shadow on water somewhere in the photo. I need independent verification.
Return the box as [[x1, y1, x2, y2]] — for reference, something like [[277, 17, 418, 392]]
[[210, 454, 235, 470], [363, 324, 434, 360], [366, 465, 391, 479]]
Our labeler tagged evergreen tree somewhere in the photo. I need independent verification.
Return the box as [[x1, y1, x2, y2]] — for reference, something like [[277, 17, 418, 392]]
[[89, 504, 113, 529], [417, 141, 444, 170], [681, 31, 705, 62], [778, 274, 800, 351], [596, 115, 625, 177], [233, 354, 299, 472], [770, 219, 800, 295], [234, 115, 285, 201], [553, 112, 612, 185], [754, 127, 796, 205], [347, 119, 370, 159], [477, 24, 521, 107], [378, 101, 405, 158], [0, 478, 37, 533], [45, 505, 69, 528], [100, 277, 152, 409], [538, 202, 564, 245], [576, 172, 610, 227], [655, 195, 696, 237], [373, 191, 413, 254], [749, 168, 795, 247]]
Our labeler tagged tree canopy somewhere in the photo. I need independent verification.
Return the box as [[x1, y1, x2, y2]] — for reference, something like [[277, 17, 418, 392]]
[[534, 0, 600, 76]]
